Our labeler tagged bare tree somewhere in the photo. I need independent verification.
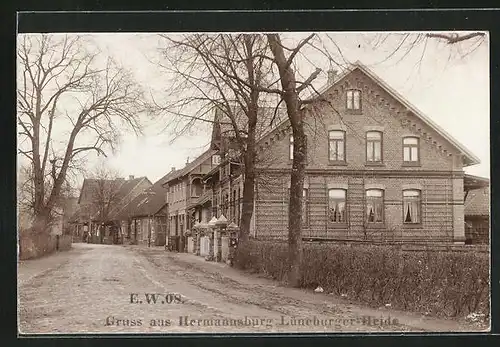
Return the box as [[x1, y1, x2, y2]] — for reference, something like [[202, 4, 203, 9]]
[[155, 34, 281, 242], [360, 31, 487, 71], [88, 165, 123, 244], [266, 34, 323, 287], [17, 34, 151, 234]]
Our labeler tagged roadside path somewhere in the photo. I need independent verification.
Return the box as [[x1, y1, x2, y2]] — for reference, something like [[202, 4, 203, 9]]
[[18, 243, 487, 334]]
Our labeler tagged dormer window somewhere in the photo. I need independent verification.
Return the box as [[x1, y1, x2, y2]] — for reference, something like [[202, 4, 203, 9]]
[[346, 89, 361, 111]]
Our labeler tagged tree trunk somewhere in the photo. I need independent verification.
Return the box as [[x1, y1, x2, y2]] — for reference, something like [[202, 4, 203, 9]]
[[267, 34, 306, 287], [238, 111, 257, 243], [239, 153, 255, 243], [99, 225, 104, 244], [287, 132, 306, 287], [32, 209, 51, 234]]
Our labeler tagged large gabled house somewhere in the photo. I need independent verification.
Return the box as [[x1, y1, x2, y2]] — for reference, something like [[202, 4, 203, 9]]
[[187, 61, 481, 245]]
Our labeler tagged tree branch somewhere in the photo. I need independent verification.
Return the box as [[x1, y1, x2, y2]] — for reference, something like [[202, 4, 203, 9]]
[[426, 32, 485, 44]]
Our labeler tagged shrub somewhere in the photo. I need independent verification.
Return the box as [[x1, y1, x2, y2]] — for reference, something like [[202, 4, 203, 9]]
[[234, 240, 490, 319], [19, 228, 57, 260]]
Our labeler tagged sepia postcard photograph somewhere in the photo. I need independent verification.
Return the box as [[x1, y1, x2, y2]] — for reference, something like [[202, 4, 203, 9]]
[[16, 29, 490, 334]]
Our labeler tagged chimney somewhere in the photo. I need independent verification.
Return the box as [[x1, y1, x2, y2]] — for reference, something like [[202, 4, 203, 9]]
[[186, 157, 190, 164], [171, 167, 176, 172], [128, 175, 134, 180], [327, 69, 338, 86]]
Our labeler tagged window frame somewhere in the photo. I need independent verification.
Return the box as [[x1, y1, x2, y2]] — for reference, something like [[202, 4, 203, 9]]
[[402, 136, 420, 165], [328, 188, 348, 225], [365, 189, 384, 224], [212, 154, 221, 165], [346, 89, 362, 113], [402, 189, 422, 225], [328, 130, 346, 164], [366, 131, 383, 164]]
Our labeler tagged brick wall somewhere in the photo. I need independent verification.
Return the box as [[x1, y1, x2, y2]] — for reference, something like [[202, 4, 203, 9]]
[[257, 69, 459, 172], [255, 173, 458, 242], [252, 68, 466, 243]]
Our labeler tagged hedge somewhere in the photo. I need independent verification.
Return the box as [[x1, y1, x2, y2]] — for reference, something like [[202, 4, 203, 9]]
[[19, 229, 73, 260], [234, 240, 489, 319]]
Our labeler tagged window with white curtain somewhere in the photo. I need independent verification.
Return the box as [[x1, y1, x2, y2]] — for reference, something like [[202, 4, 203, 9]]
[[328, 189, 347, 223], [403, 189, 421, 223], [366, 189, 384, 223]]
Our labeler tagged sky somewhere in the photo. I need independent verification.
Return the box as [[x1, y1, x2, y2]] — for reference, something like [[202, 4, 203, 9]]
[[18, 32, 490, 185]]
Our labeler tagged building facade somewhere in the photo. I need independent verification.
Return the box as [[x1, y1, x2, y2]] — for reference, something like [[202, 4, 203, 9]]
[[191, 62, 480, 244], [162, 150, 218, 249], [71, 176, 151, 243], [116, 172, 173, 245]]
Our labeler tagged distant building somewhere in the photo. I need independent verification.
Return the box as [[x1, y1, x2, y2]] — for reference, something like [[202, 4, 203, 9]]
[[116, 171, 177, 246], [70, 176, 151, 243], [161, 150, 218, 250], [464, 175, 490, 244]]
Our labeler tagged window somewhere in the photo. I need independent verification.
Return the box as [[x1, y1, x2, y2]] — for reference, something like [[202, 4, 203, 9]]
[[329, 130, 345, 162], [403, 137, 419, 163], [366, 189, 384, 223], [223, 194, 229, 216], [236, 188, 240, 223], [212, 155, 221, 165], [346, 89, 361, 110], [366, 131, 382, 163], [328, 189, 347, 223], [403, 190, 421, 224], [231, 190, 236, 221]]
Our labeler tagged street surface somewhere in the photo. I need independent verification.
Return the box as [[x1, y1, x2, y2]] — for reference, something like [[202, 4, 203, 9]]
[[18, 243, 486, 334]]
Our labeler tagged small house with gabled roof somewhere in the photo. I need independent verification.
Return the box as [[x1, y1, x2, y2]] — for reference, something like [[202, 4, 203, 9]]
[[116, 170, 178, 245]]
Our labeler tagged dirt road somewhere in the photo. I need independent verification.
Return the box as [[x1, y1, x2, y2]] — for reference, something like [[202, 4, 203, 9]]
[[18, 243, 484, 334]]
